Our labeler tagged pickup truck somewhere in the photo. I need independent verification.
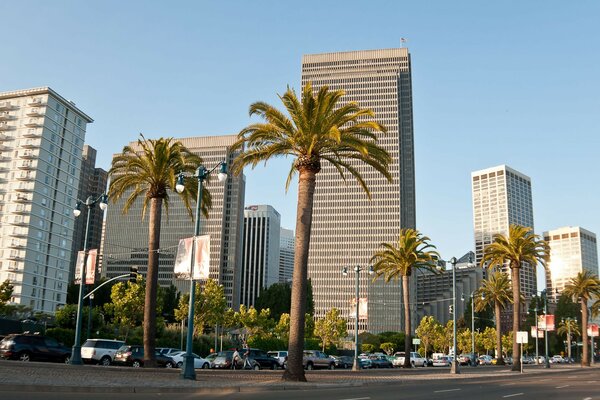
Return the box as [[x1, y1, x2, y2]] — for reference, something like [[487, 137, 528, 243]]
[[303, 350, 335, 370], [392, 351, 426, 367]]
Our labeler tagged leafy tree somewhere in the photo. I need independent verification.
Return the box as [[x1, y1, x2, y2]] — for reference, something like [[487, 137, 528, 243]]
[[481, 225, 549, 371], [314, 308, 347, 352], [377, 331, 405, 352], [380, 342, 395, 355], [554, 293, 580, 323], [0, 279, 14, 315], [359, 332, 381, 349], [457, 329, 472, 354], [361, 344, 375, 353], [234, 305, 275, 341], [232, 83, 390, 382], [502, 331, 514, 356], [371, 228, 440, 368], [104, 278, 146, 341], [475, 271, 512, 365], [563, 270, 600, 366], [160, 284, 179, 323], [415, 316, 441, 357], [434, 320, 454, 354], [480, 326, 497, 355], [109, 134, 206, 366], [557, 318, 580, 360], [55, 304, 78, 329], [464, 296, 494, 332], [175, 279, 227, 336], [254, 280, 315, 321], [275, 313, 291, 343]]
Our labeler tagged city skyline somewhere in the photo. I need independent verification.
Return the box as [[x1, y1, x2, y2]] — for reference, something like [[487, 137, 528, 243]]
[[2, 1, 599, 274]]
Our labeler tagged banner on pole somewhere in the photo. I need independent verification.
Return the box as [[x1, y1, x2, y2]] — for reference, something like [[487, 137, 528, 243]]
[[74, 249, 97, 285], [588, 324, 599, 338], [349, 297, 368, 319], [538, 314, 555, 331], [531, 326, 544, 339], [174, 235, 210, 280]]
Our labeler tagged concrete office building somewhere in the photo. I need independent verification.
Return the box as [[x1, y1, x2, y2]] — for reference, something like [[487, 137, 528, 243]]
[[240, 205, 280, 307], [544, 226, 599, 301], [0, 87, 93, 313], [302, 47, 416, 334], [279, 227, 294, 283], [69, 145, 107, 283], [101, 135, 245, 309]]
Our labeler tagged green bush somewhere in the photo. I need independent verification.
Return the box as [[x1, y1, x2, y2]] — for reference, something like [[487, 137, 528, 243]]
[[304, 338, 320, 350], [248, 335, 286, 351]]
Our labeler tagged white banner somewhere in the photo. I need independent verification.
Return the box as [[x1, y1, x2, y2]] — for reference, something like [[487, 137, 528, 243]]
[[74, 249, 97, 285], [349, 297, 368, 319], [174, 235, 210, 280]]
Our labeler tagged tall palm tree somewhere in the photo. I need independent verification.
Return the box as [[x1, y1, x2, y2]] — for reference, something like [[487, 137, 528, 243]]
[[231, 83, 391, 382], [370, 228, 440, 368], [557, 318, 581, 362], [480, 224, 550, 371], [474, 271, 513, 365], [563, 270, 600, 366], [109, 135, 208, 366]]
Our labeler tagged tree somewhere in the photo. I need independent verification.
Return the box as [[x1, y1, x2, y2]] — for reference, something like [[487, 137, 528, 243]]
[[0, 279, 14, 315], [232, 83, 391, 382], [361, 344, 375, 353], [109, 134, 206, 366], [160, 284, 179, 323], [105, 279, 146, 341], [563, 270, 600, 366], [434, 320, 454, 354], [275, 313, 291, 343], [480, 326, 497, 355], [475, 271, 513, 365], [502, 331, 514, 356], [557, 318, 580, 360], [370, 228, 440, 368], [235, 305, 275, 341], [377, 331, 405, 353], [481, 225, 549, 371], [254, 280, 315, 321], [415, 316, 441, 357], [175, 279, 227, 336], [314, 308, 347, 352], [457, 329, 472, 354], [380, 342, 395, 355]]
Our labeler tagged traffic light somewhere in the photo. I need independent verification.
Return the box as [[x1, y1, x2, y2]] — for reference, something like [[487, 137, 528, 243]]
[[129, 266, 138, 283], [449, 305, 454, 314]]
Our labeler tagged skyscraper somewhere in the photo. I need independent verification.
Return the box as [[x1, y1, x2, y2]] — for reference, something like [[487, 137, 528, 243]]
[[0, 87, 93, 312], [279, 228, 294, 283], [69, 145, 108, 283], [544, 226, 599, 301], [302, 48, 416, 334], [240, 205, 281, 307], [471, 165, 537, 298], [101, 135, 245, 308]]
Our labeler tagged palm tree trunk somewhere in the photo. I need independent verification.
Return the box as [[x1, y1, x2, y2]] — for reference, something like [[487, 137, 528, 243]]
[[403, 275, 412, 368], [143, 197, 162, 368], [582, 298, 589, 367], [495, 302, 504, 365], [282, 169, 317, 382], [511, 266, 521, 371]]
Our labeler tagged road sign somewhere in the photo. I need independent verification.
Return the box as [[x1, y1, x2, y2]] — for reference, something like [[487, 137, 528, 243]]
[[412, 338, 421, 345], [516, 331, 528, 344]]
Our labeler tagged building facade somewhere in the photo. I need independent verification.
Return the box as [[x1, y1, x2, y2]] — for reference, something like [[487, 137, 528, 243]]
[[544, 226, 599, 301], [101, 135, 245, 308], [279, 227, 294, 283], [302, 47, 416, 334], [69, 145, 108, 283], [0, 87, 93, 313], [240, 205, 280, 307]]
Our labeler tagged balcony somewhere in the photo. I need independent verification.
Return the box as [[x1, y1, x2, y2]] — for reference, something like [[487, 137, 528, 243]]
[[9, 241, 26, 249], [18, 161, 35, 170], [0, 112, 12, 121], [12, 205, 29, 215], [0, 165, 8, 172], [0, 133, 9, 141], [25, 119, 42, 128], [28, 98, 44, 107], [11, 230, 28, 238], [26, 108, 44, 117], [11, 217, 28, 226], [16, 172, 34, 181], [0, 122, 12, 131], [14, 194, 31, 203], [0, 101, 12, 111], [21, 140, 40, 149], [0, 155, 10, 162], [7, 254, 24, 262], [20, 151, 36, 159], [15, 184, 34, 192], [23, 129, 41, 138], [0, 144, 10, 151]]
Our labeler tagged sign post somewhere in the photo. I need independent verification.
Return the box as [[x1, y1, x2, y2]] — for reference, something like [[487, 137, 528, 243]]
[[412, 338, 421, 353], [517, 331, 528, 373]]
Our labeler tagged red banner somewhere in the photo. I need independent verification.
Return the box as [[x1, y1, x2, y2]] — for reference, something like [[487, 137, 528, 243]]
[[538, 314, 555, 331], [588, 324, 599, 338]]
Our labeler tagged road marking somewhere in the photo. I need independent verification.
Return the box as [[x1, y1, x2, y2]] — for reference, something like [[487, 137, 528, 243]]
[[434, 389, 461, 393], [502, 383, 516, 386], [503, 393, 524, 398], [556, 385, 570, 389], [339, 398, 371, 400], [583, 397, 592, 400], [586, 380, 597, 383]]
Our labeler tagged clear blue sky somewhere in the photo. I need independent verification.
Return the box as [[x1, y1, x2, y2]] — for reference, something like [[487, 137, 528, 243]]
[[3, 1, 599, 287]]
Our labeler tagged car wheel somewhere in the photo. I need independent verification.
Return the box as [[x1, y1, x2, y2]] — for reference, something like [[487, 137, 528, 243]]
[[271, 363, 279, 370], [329, 363, 335, 370], [64, 355, 71, 364], [411, 362, 415, 368], [100, 356, 111, 366], [132, 360, 141, 368], [176, 362, 183, 368], [165, 362, 174, 368], [202, 363, 210, 369], [306, 363, 314, 370], [253, 364, 260, 371], [18, 352, 31, 362]]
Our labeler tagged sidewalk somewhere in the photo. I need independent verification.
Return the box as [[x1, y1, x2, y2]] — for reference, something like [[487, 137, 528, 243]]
[[0, 360, 591, 394]]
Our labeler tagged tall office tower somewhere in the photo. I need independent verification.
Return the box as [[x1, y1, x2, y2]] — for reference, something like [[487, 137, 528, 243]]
[[0, 87, 93, 312], [472, 165, 537, 297], [69, 145, 108, 282], [544, 227, 598, 301], [101, 135, 245, 308], [279, 228, 294, 283], [302, 48, 416, 334], [240, 205, 281, 307]]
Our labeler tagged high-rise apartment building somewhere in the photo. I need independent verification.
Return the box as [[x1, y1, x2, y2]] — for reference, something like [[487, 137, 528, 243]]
[[544, 226, 598, 301], [302, 48, 416, 334], [240, 205, 280, 307], [69, 145, 107, 283], [279, 227, 294, 283], [471, 165, 537, 298], [101, 135, 245, 308], [0, 87, 93, 313]]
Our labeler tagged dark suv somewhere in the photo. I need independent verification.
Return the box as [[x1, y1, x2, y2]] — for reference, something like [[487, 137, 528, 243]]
[[0, 333, 71, 363], [113, 345, 175, 368]]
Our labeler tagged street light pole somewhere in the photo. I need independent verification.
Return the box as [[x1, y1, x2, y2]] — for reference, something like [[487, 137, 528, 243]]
[[86, 293, 94, 340], [471, 292, 475, 365], [70, 194, 108, 365], [542, 290, 550, 368], [342, 265, 373, 371], [534, 299, 539, 364], [176, 161, 227, 380], [450, 257, 459, 374]]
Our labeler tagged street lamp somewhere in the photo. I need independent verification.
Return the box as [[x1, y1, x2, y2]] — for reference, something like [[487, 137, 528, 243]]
[[342, 265, 373, 371], [541, 289, 551, 368], [529, 296, 540, 364], [176, 161, 227, 380], [461, 290, 479, 366], [70, 193, 108, 365], [449, 257, 460, 374], [86, 293, 94, 340]]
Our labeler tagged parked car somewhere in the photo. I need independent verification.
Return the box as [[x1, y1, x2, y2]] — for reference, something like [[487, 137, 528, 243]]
[[113, 345, 175, 368], [330, 355, 354, 369], [393, 352, 426, 367], [156, 347, 181, 357], [457, 353, 479, 366], [0, 333, 71, 363], [358, 357, 372, 369], [533, 356, 546, 365], [81, 339, 125, 366], [205, 352, 218, 368], [213, 350, 236, 369], [478, 355, 493, 365], [521, 356, 534, 364], [432, 356, 451, 367], [369, 354, 393, 368], [551, 355, 565, 364], [169, 351, 210, 369], [267, 350, 288, 368], [303, 350, 335, 370], [242, 348, 281, 370]]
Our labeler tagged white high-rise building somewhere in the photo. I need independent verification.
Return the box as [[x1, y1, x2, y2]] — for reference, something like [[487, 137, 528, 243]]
[[544, 226, 599, 301], [471, 165, 537, 298], [0, 87, 93, 313], [279, 228, 294, 283], [302, 48, 416, 334], [240, 205, 280, 307]]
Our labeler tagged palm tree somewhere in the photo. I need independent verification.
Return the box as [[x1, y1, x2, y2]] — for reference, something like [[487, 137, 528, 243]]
[[109, 135, 207, 366], [563, 270, 600, 366], [231, 83, 391, 382], [474, 271, 513, 365], [557, 318, 581, 362], [370, 228, 440, 368], [480, 224, 550, 371]]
